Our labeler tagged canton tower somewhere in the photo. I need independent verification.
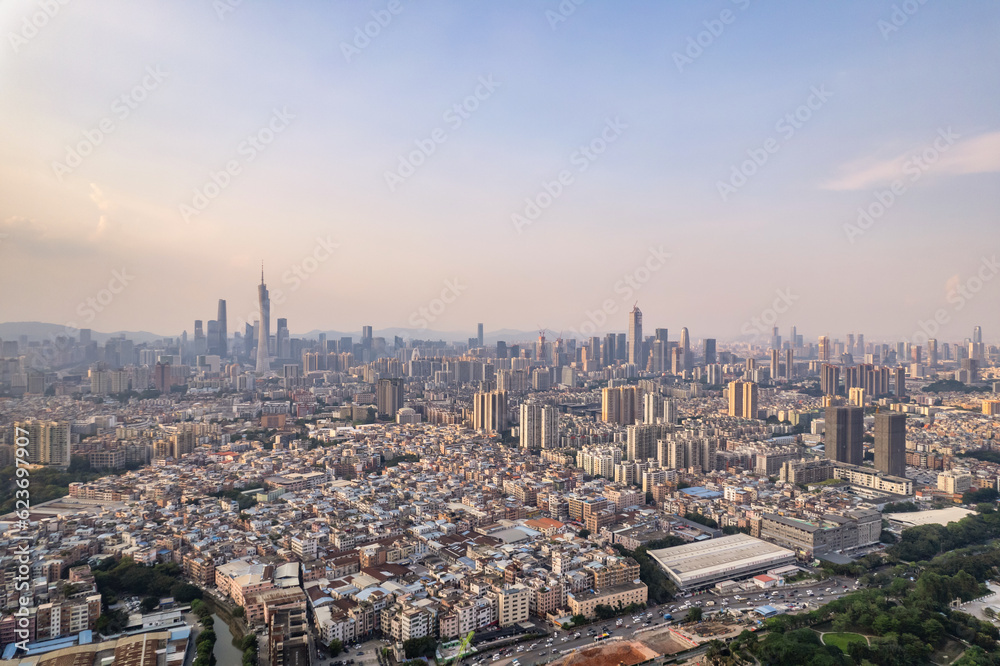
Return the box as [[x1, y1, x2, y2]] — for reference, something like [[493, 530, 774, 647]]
[[255, 265, 270, 374]]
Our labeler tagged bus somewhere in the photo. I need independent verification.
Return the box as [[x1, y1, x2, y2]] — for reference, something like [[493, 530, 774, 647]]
[[594, 633, 610, 642]]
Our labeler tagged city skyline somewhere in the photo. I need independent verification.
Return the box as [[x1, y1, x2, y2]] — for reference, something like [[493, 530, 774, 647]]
[[1, 2, 999, 338]]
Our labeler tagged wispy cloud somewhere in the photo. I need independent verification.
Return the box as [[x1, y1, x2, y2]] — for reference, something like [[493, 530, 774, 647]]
[[88, 183, 112, 240], [823, 130, 1000, 191]]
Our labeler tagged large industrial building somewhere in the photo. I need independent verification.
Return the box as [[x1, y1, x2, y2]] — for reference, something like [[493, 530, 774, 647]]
[[648, 534, 796, 592]]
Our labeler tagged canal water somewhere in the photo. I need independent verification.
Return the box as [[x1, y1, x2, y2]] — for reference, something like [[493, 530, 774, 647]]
[[211, 613, 246, 665]]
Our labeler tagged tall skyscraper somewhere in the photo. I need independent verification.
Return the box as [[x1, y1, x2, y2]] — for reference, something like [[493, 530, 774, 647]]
[[477, 323, 484, 347], [217, 299, 228, 358], [193, 320, 206, 355], [894, 366, 905, 398], [820, 364, 840, 395], [825, 405, 863, 465], [679, 327, 690, 371], [255, 267, 271, 374], [769, 349, 780, 381], [627, 306, 643, 366], [973, 326, 983, 344], [276, 318, 289, 358], [704, 338, 716, 365], [206, 320, 219, 355], [603, 333, 616, 366], [874, 412, 906, 476], [818, 335, 831, 362], [784, 348, 794, 379]]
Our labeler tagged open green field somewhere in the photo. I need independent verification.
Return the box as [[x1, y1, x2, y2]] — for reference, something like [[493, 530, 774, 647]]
[[821, 632, 868, 652]]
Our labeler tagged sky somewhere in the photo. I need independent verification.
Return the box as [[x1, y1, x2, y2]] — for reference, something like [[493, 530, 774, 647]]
[[1, 0, 999, 344]]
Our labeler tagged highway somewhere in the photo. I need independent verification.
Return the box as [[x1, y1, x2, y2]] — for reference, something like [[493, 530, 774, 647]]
[[472, 576, 857, 666]]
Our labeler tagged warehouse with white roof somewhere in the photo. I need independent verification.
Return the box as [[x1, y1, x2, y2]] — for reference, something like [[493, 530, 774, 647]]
[[648, 534, 796, 591]]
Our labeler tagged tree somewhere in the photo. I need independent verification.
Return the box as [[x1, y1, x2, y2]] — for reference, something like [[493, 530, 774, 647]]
[[233, 606, 245, 619], [963, 487, 999, 504], [645, 491, 654, 505], [141, 597, 159, 613], [402, 636, 436, 659], [171, 582, 203, 603], [578, 528, 590, 539], [328, 639, 343, 657], [595, 604, 617, 620], [688, 606, 703, 622]]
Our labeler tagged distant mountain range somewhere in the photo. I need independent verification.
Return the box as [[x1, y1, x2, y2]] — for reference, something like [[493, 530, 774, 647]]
[[0, 322, 551, 345]]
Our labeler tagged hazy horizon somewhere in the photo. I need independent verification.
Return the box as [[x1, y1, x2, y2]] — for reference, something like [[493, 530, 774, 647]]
[[2, 1, 999, 343]]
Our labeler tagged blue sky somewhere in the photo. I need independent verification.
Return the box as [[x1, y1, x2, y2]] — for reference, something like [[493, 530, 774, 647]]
[[1, 0, 998, 342]]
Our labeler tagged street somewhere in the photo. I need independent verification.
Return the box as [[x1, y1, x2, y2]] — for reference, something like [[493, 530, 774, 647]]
[[473, 575, 857, 666]]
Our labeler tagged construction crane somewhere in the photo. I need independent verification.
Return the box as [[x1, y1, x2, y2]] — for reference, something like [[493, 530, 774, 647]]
[[452, 630, 476, 666]]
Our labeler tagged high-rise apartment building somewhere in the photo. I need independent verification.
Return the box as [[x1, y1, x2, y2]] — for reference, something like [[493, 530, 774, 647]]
[[520, 402, 558, 450], [473, 390, 508, 433], [727, 380, 758, 418], [376, 378, 405, 418], [602, 386, 642, 425], [820, 364, 840, 396], [825, 405, 863, 465], [874, 412, 906, 477]]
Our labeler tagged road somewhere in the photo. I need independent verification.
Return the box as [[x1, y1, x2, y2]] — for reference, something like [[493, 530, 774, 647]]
[[475, 576, 857, 666]]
